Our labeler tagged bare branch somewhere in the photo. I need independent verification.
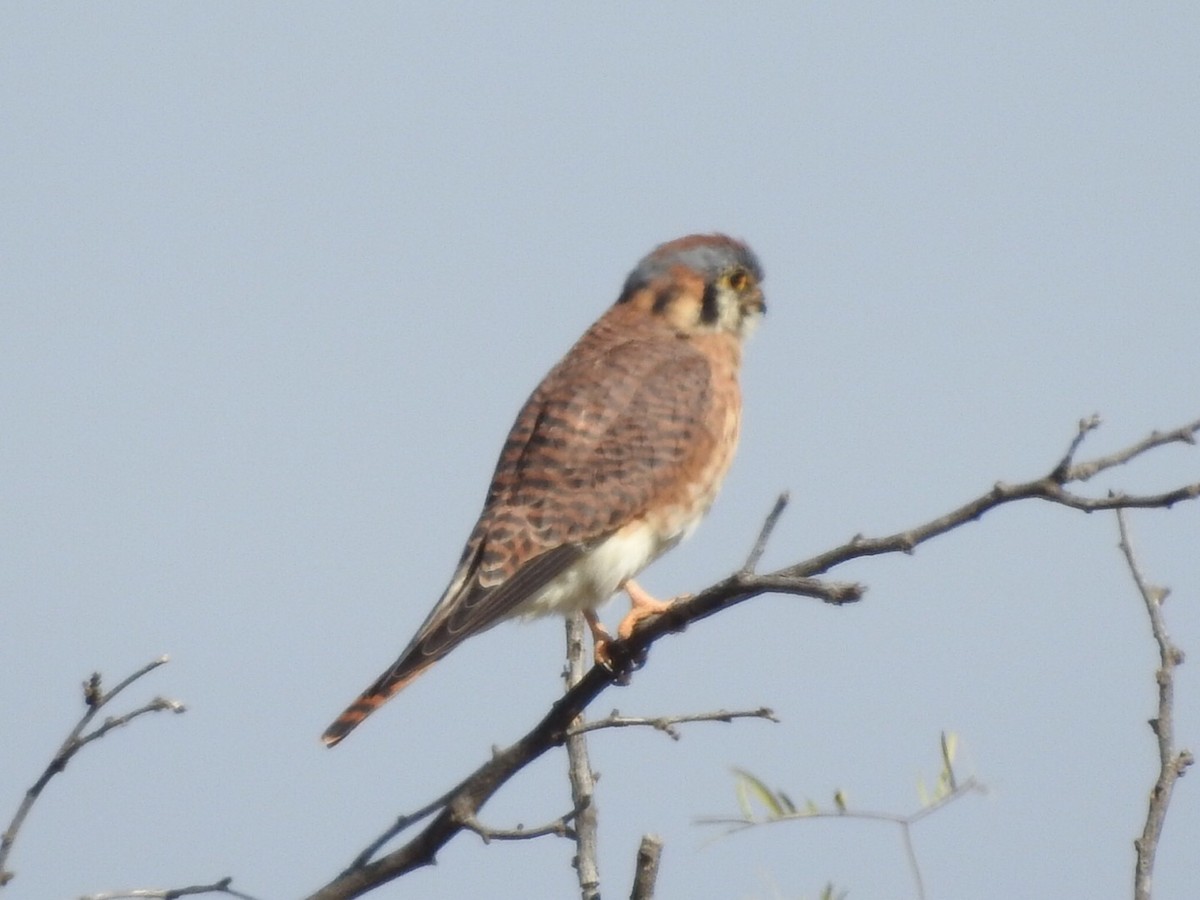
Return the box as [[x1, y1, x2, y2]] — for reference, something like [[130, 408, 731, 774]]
[[460, 811, 576, 843], [75, 697, 186, 751], [569, 707, 778, 742], [96, 656, 174, 707], [740, 492, 790, 575], [346, 789, 456, 872], [1071, 418, 1200, 482], [629, 834, 663, 900], [1050, 413, 1103, 481], [0, 657, 184, 889], [305, 416, 1197, 900], [1118, 511, 1194, 900], [78, 877, 260, 900], [564, 614, 601, 900], [763, 418, 1200, 587]]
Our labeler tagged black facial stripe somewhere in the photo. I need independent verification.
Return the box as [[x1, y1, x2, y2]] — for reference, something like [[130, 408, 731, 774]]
[[652, 284, 683, 314], [699, 281, 721, 325]]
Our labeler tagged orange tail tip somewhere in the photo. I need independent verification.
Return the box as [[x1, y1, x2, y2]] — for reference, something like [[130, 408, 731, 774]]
[[322, 693, 388, 747], [321, 656, 437, 747]]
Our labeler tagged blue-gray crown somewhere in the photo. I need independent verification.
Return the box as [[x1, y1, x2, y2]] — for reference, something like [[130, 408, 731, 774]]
[[618, 234, 762, 302]]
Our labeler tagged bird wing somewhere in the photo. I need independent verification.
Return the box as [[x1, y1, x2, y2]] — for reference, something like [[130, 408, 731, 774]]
[[322, 324, 713, 745]]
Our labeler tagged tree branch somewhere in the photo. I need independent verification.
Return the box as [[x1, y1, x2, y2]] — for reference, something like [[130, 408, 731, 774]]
[[1119, 510, 1194, 900], [460, 811, 577, 843], [565, 614, 601, 900], [0, 657, 185, 889], [1071, 416, 1198, 482], [628, 834, 663, 900], [78, 877, 259, 900], [740, 491, 790, 575], [305, 416, 1199, 900], [568, 707, 778, 741]]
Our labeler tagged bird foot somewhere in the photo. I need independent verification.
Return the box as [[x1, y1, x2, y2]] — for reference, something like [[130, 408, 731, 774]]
[[583, 610, 621, 673], [583, 581, 685, 681], [584, 610, 638, 683], [617, 579, 684, 640]]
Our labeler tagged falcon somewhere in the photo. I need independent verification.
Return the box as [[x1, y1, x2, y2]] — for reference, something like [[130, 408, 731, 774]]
[[323, 234, 765, 746]]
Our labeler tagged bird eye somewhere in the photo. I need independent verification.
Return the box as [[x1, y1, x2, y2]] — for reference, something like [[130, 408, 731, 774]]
[[727, 269, 750, 291]]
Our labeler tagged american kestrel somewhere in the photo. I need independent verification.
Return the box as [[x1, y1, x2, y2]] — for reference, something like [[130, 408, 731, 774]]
[[323, 234, 765, 747]]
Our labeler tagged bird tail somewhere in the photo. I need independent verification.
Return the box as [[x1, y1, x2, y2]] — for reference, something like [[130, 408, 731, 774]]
[[321, 653, 438, 747]]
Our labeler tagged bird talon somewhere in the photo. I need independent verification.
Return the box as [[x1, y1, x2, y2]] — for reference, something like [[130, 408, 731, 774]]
[[586, 611, 645, 683], [592, 636, 616, 671], [585, 610, 620, 672], [592, 638, 640, 684]]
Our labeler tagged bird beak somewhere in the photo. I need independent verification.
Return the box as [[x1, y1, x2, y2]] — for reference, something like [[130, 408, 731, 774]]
[[741, 289, 766, 317]]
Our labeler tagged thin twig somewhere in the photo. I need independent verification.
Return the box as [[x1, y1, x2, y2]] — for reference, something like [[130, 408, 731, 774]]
[[629, 834, 663, 900], [461, 811, 577, 843], [768, 419, 1200, 586], [1117, 510, 1194, 900], [568, 707, 778, 741], [0, 657, 184, 889], [740, 492, 790, 575], [345, 788, 456, 872], [1071, 418, 1200, 482], [565, 614, 601, 900], [899, 821, 926, 900], [78, 877, 260, 900], [1050, 414, 1103, 481], [75, 697, 186, 751]]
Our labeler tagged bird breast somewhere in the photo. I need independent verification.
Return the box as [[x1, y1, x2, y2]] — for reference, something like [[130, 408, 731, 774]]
[[516, 330, 744, 619]]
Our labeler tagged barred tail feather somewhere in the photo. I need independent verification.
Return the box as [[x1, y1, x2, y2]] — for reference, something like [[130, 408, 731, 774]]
[[321, 654, 438, 747]]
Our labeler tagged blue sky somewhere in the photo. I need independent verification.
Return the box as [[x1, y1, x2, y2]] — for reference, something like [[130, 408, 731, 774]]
[[2, 4, 1198, 898]]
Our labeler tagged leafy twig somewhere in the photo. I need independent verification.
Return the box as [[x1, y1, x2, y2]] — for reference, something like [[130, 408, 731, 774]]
[[699, 733, 983, 900]]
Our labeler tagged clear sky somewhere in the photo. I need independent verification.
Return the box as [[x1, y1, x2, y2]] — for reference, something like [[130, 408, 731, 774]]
[[2, 4, 1198, 899]]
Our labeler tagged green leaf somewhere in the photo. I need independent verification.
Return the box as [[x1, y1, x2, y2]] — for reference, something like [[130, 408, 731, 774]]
[[778, 789, 797, 815], [942, 731, 958, 766], [940, 731, 959, 792], [732, 767, 785, 819]]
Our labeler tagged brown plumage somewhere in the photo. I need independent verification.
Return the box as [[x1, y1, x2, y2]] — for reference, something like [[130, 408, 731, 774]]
[[323, 234, 765, 746]]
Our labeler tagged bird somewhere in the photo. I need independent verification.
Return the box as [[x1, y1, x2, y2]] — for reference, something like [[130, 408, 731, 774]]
[[322, 233, 765, 747]]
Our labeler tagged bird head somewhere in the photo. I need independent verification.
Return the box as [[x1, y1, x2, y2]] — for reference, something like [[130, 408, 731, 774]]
[[616, 234, 766, 340]]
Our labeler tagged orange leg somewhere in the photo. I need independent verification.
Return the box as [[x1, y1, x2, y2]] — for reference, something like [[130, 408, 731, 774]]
[[583, 609, 616, 669], [586, 581, 678, 672], [616, 578, 675, 640]]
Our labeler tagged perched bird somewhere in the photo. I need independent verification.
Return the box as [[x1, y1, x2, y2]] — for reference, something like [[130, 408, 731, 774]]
[[322, 234, 765, 747]]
